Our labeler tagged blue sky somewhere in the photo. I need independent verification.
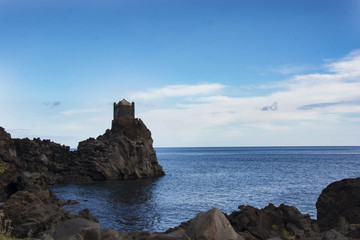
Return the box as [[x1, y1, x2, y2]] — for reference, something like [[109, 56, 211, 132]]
[[0, 0, 359, 147]]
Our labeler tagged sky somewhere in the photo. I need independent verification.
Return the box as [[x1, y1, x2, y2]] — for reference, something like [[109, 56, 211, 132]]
[[0, 0, 360, 147]]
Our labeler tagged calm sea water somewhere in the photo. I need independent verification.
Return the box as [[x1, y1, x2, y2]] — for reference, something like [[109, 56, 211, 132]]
[[51, 146, 360, 232]]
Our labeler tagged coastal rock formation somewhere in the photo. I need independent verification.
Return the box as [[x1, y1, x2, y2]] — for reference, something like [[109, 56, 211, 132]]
[[227, 203, 320, 240], [0, 99, 164, 189], [77, 117, 164, 180], [0, 99, 164, 238], [316, 177, 360, 237], [2, 107, 360, 240], [1, 190, 71, 237]]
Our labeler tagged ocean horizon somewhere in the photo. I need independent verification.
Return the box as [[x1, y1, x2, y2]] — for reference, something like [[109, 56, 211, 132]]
[[52, 146, 360, 232]]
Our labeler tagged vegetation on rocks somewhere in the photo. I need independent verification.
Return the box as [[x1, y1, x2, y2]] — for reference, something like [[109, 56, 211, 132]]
[[0, 162, 6, 174]]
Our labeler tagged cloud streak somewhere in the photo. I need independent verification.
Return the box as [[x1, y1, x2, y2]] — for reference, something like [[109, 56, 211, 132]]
[[297, 102, 342, 110], [43, 101, 61, 108]]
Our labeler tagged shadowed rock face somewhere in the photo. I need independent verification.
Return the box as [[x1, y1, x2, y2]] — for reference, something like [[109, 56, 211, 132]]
[[227, 203, 320, 240], [316, 177, 360, 231], [1, 190, 68, 237]]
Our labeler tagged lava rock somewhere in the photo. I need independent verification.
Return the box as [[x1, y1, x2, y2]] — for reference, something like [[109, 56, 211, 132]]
[[0, 190, 68, 238], [228, 203, 320, 240], [183, 208, 244, 240], [53, 218, 101, 240], [316, 178, 360, 231]]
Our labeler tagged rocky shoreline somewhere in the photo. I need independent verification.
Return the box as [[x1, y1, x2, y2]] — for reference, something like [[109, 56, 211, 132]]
[[1, 121, 360, 239]]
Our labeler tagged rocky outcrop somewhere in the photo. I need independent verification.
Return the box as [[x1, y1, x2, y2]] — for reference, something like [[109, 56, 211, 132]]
[[316, 178, 360, 231], [228, 203, 320, 240], [1, 190, 70, 237], [0, 117, 164, 195], [2, 121, 360, 240], [77, 118, 164, 180], [316, 178, 360, 239], [225, 178, 360, 240], [0, 115, 164, 238]]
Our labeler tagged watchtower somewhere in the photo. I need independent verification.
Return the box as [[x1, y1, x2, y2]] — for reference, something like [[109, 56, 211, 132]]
[[113, 99, 135, 120]]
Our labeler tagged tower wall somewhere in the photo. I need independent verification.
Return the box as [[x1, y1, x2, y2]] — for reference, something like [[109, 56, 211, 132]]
[[113, 100, 135, 120]]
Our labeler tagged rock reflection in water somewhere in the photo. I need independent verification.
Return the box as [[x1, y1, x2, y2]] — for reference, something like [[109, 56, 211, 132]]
[[52, 177, 162, 231]]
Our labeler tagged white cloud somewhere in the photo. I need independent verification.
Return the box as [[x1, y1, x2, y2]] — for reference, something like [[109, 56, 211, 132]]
[[326, 49, 360, 75], [138, 50, 360, 147], [128, 83, 226, 100]]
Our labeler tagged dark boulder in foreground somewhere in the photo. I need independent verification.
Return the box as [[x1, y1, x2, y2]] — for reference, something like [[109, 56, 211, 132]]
[[228, 203, 320, 240], [1, 190, 69, 237], [182, 208, 243, 240], [225, 177, 360, 240], [316, 177, 360, 234]]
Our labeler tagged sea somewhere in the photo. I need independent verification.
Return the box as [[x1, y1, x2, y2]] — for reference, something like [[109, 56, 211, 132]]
[[51, 146, 360, 232]]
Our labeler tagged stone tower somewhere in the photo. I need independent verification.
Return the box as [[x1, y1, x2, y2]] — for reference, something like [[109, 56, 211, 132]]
[[113, 99, 135, 120]]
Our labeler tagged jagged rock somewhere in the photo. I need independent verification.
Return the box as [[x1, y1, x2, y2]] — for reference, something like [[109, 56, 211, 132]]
[[78, 209, 99, 223], [321, 229, 348, 240], [100, 228, 123, 240], [53, 218, 101, 240], [121, 231, 152, 240], [316, 178, 360, 232], [330, 217, 360, 239], [0, 190, 69, 238], [0, 127, 22, 201], [149, 230, 185, 240], [183, 208, 244, 240], [228, 203, 320, 240], [77, 117, 164, 180], [58, 199, 80, 206], [0, 103, 164, 188]]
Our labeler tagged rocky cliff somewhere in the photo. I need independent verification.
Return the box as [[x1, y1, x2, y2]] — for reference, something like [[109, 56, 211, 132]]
[[77, 117, 164, 180], [0, 118, 164, 202], [0, 116, 164, 238]]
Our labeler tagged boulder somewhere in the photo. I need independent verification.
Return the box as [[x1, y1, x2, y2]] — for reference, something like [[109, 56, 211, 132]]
[[228, 203, 320, 240], [0, 190, 68, 238], [316, 178, 360, 231], [100, 228, 123, 240], [78, 209, 99, 223], [182, 208, 244, 240], [149, 230, 185, 240], [53, 218, 100, 240], [321, 229, 348, 240], [120, 230, 152, 240]]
